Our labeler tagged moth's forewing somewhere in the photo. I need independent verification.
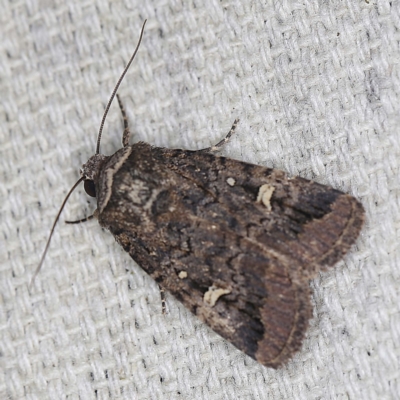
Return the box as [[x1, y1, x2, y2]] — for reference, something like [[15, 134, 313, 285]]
[[95, 143, 364, 368]]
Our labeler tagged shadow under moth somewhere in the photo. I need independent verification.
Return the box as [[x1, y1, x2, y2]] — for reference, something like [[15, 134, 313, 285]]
[[37, 20, 365, 368]]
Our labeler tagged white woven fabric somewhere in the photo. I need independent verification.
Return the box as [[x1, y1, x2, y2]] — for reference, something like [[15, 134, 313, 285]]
[[1, 0, 399, 399]]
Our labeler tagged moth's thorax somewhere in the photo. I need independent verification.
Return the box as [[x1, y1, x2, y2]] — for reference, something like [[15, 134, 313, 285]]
[[81, 154, 109, 181]]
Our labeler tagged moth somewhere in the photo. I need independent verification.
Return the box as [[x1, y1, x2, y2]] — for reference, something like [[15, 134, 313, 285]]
[[37, 20, 365, 368]]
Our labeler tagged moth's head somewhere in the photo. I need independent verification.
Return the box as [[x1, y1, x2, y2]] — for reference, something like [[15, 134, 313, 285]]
[[81, 154, 108, 198]]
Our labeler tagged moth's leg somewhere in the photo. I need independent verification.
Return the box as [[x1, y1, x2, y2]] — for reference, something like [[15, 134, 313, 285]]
[[116, 94, 131, 147], [198, 119, 239, 153], [65, 215, 95, 224], [159, 285, 167, 314]]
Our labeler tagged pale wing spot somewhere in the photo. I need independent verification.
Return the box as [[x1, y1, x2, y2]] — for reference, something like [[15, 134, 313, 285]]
[[203, 286, 231, 307], [178, 271, 188, 279], [226, 177, 236, 186], [126, 179, 151, 204], [256, 184, 275, 211]]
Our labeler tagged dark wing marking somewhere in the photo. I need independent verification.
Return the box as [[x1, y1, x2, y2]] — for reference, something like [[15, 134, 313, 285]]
[[97, 142, 364, 368]]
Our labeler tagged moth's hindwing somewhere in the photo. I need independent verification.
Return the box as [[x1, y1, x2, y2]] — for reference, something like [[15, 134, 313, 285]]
[[96, 142, 364, 368]]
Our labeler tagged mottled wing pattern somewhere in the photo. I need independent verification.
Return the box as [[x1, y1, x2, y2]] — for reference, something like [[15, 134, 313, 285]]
[[96, 142, 364, 368]]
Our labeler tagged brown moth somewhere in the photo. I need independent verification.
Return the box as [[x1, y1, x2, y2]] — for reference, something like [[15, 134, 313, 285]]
[[37, 20, 365, 368]]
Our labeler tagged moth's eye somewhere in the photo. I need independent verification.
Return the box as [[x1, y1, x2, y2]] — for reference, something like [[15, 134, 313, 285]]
[[84, 180, 96, 197]]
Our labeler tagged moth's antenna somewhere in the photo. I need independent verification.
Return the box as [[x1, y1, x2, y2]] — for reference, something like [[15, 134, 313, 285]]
[[33, 20, 147, 285], [31, 177, 84, 287], [96, 19, 147, 154]]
